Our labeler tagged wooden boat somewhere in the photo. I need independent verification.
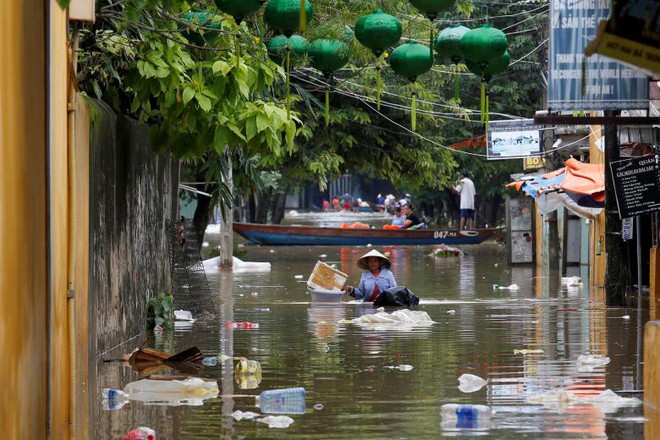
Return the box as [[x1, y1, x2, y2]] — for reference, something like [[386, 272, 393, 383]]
[[233, 222, 500, 246]]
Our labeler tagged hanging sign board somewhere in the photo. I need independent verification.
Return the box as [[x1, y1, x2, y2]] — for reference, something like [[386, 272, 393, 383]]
[[609, 155, 660, 219], [548, 0, 649, 111], [487, 119, 541, 160], [584, 0, 660, 76]]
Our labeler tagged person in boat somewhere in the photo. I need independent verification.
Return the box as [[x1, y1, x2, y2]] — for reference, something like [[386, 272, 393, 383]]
[[344, 249, 397, 302], [401, 201, 424, 229], [390, 205, 406, 228]]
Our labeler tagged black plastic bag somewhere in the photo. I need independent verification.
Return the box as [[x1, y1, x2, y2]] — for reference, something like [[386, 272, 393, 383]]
[[373, 286, 419, 308]]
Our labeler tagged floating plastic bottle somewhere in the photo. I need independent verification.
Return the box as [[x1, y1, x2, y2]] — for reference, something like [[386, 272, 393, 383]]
[[122, 427, 156, 440], [440, 404, 493, 431], [256, 387, 306, 414], [102, 388, 130, 410]]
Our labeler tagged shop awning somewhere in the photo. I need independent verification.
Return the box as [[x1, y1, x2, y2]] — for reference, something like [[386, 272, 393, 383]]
[[507, 158, 605, 219]]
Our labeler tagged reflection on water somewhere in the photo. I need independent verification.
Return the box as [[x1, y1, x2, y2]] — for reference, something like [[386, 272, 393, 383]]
[[91, 215, 646, 439]]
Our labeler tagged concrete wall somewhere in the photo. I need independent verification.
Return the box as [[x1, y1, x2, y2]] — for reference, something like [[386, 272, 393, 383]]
[[86, 98, 173, 355]]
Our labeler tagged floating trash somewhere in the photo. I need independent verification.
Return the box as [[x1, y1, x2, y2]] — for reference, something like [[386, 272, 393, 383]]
[[458, 373, 487, 393]]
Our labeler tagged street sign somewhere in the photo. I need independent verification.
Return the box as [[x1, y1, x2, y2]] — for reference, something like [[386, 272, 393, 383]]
[[610, 155, 660, 219]]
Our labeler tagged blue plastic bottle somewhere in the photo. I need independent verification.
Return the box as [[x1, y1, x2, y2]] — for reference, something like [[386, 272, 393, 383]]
[[440, 404, 492, 430], [256, 387, 306, 414]]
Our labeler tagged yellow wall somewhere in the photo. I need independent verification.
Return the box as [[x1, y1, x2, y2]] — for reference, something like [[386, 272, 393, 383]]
[[0, 1, 48, 438], [50, 2, 72, 437], [589, 125, 606, 288]]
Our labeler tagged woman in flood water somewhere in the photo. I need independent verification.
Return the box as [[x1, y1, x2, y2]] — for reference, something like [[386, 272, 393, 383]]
[[344, 249, 397, 302]]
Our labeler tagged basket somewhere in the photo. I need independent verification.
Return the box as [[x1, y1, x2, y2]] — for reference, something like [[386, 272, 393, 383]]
[[308, 287, 346, 303]]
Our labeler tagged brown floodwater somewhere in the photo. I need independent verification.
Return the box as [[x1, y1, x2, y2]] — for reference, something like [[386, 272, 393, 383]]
[[92, 212, 647, 439]]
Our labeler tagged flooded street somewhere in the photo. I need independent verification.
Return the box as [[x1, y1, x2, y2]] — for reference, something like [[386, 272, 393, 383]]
[[93, 214, 647, 439]]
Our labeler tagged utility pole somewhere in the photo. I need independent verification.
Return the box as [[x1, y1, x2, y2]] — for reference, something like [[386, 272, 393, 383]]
[[603, 110, 630, 305]]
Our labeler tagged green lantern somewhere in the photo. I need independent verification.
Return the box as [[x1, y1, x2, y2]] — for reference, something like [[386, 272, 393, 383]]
[[390, 40, 433, 83], [307, 38, 349, 77], [409, 0, 456, 64], [214, 0, 262, 23], [466, 51, 510, 131], [435, 24, 468, 64], [461, 24, 508, 66], [466, 50, 510, 82], [355, 10, 402, 57], [267, 34, 308, 119], [435, 24, 469, 100], [307, 38, 349, 126], [264, 0, 314, 37], [266, 34, 308, 62], [181, 11, 222, 46], [462, 24, 508, 131], [355, 9, 402, 110], [389, 40, 433, 131], [409, 0, 456, 20]]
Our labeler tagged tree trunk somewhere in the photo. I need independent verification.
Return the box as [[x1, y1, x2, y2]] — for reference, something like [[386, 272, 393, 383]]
[[272, 191, 287, 224], [192, 169, 211, 248], [255, 188, 272, 223], [604, 112, 630, 305]]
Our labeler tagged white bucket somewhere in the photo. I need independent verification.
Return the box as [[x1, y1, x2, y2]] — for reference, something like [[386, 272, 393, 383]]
[[308, 288, 345, 303]]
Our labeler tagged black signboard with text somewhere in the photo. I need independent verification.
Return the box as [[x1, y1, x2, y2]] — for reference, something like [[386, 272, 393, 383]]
[[610, 155, 660, 219]]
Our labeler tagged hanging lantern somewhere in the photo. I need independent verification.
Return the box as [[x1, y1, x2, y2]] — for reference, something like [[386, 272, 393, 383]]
[[466, 50, 510, 82], [409, 0, 456, 64], [355, 9, 402, 110], [355, 9, 402, 57], [461, 24, 508, 67], [466, 51, 510, 131], [264, 0, 314, 37], [266, 34, 308, 62], [435, 24, 468, 64], [462, 24, 508, 132], [408, 0, 456, 21], [214, 0, 262, 23], [181, 11, 222, 46], [389, 40, 433, 131], [307, 38, 349, 126], [434, 24, 469, 100], [267, 34, 308, 119], [390, 40, 433, 83]]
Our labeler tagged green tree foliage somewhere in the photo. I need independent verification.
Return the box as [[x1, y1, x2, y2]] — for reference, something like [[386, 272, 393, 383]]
[[75, 0, 547, 228]]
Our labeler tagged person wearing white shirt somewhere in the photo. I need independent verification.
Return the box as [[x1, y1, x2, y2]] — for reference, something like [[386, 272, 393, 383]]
[[454, 171, 476, 230]]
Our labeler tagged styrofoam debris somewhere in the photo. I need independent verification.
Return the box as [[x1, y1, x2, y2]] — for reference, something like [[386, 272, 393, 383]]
[[257, 415, 295, 428], [232, 410, 260, 421], [458, 373, 487, 393]]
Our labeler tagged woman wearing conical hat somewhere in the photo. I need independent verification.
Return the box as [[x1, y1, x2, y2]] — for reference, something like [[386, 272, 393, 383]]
[[344, 249, 397, 302]]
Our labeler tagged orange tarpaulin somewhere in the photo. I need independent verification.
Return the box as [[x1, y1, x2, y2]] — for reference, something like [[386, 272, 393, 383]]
[[560, 158, 605, 201]]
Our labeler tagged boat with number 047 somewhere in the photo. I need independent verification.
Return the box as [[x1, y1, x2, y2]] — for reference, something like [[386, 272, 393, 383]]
[[233, 222, 500, 246]]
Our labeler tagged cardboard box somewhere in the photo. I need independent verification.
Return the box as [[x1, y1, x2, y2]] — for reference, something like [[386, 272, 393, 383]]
[[307, 261, 348, 291]]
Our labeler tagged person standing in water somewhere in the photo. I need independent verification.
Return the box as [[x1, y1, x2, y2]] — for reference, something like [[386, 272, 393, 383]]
[[344, 250, 397, 302], [454, 170, 476, 230]]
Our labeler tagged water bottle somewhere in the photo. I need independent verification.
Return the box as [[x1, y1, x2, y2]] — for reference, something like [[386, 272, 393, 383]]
[[256, 387, 306, 414], [102, 388, 130, 410], [440, 404, 492, 431]]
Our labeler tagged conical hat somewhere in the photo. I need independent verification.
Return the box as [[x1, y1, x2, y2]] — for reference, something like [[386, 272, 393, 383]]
[[357, 249, 391, 270]]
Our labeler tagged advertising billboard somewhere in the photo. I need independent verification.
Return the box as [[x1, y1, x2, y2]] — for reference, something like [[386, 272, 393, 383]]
[[488, 119, 542, 160], [548, 0, 649, 110]]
